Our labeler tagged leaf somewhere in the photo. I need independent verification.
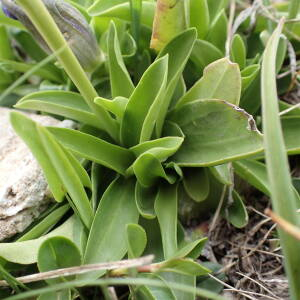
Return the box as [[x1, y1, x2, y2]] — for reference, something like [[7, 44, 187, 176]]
[[190, 0, 210, 39], [131, 153, 177, 187], [130, 137, 184, 162], [135, 182, 157, 219], [88, 1, 155, 28], [159, 259, 210, 276], [230, 34, 246, 69], [121, 55, 168, 147], [161, 272, 196, 300], [15, 91, 101, 129], [168, 99, 263, 166], [206, 10, 227, 52], [126, 224, 147, 258], [183, 168, 210, 202], [190, 40, 223, 74], [82, 177, 139, 279], [0, 217, 75, 264], [261, 19, 300, 298], [223, 190, 248, 228], [282, 116, 300, 154], [10, 112, 65, 202], [107, 22, 134, 98], [241, 64, 260, 92], [38, 237, 82, 284], [173, 238, 207, 260], [37, 126, 93, 229], [209, 164, 232, 185], [0, 59, 62, 82], [177, 58, 241, 107], [155, 29, 197, 137], [47, 127, 135, 175], [38, 290, 71, 300], [137, 274, 176, 300], [233, 159, 270, 196], [95, 96, 128, 122], [154, 183, 178, 259], [17, 204, 70, 242]]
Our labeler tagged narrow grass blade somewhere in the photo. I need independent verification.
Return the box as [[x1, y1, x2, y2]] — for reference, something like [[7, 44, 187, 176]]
[[261, 19, 300, 299]]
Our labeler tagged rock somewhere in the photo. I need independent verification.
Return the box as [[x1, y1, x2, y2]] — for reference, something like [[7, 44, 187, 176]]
[[0, 108, 75, 241]]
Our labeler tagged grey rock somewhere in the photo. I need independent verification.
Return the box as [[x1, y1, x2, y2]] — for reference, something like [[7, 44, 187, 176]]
[[0, 108, 75, 241]]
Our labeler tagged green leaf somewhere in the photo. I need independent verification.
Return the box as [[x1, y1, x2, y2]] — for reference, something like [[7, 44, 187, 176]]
[[155, 183, 178, 259], [47, 127, 135, 175], [173, 238, 207, 260], [95, 96, 128, 122], [209, 164, 232, 185], [190, 0, 210, 39], [233, 159, 270, 196], [15, 91, 101, 129], [137, 274, 176, 300], [206, 10, 227, 52], [156, 29, 197, 137], [230, 34, 246, 69], [177, 58, 241, 107], [190, 40, 223, 74], [107, 22, 134, 98], [10, 112, 65, 202], [261, 20, 300, 299], [131, 153, 177, 187], [223, 190, 248, 228], [88, 1, 155, 28], [282, 116, 300, 154], [82, 177, 139, 279], [183, 168, 210, 202], [37, 126, 93, 229], [17, 204, 70, 242], [135, 182, 157, 219], [38, 237, 81, 284], [130, 137, 184, 162], [169, 100, 263, 166], [0, 59, 62, 82], [0, 217, 75, 264], [159, 259, 210, 276], [38, 290, 71, 300], [241, 64, 260, 92], [121, 55, 168, 147], [126, 224, 147, 258]]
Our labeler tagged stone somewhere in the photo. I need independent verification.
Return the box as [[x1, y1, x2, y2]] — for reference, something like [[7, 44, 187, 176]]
[[0, 108, 75, 241]]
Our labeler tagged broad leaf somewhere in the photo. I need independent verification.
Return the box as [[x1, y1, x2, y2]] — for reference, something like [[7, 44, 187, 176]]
[[15, 91, 100, 129], [183, 168, 210, 202], [190, 0, 210, 39], [168, 100, 263, 166], [0, 217, 75, 264], [155, 29, 197, 137], [282, 116, 300, 154], [135, 182, 157, 219], [241, 64, 260, 92], [155, 183, 178, 259], [209, 164, 232, 185], [47, 127, 135, 175], [82, 177, 139, 279], [38, 237, 81, 284], [190, 40, 223, 74], [223, 190, 248, 228], [177, 58, 241, 107], [126, 223, 147, 258], [10, 112, 65, 202], [130, 137, 184, 162], [131, 153, 177, 187], [230, 34, 246, 69], [37, 126, 93, 229], [174, 238, 207, 260], [121, 55, 168, 147]]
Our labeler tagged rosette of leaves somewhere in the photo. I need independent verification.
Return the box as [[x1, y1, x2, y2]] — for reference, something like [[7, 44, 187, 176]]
[[2, 0, 300, 299]]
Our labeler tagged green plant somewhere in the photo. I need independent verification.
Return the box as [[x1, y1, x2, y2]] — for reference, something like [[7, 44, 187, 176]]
[[0, 0, 300, 299]]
